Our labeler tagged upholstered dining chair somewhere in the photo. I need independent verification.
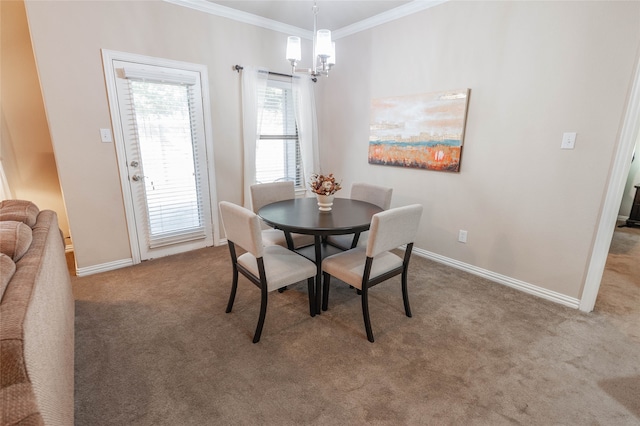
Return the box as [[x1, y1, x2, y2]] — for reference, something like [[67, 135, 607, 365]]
[[326, 182, 393, 250], [321, 204, 423, 342], [219, 201, 316, 343], [250, 181, 314, 249]]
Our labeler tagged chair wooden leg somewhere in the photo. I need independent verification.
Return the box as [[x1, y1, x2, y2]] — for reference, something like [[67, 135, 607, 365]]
[[361, 286, 374, 342], [401, 270, 412, 318], [226, 267, 238, 313], [322, 272, 331, 311], [307, 277, 316, 317], [253, 285, 268, 343]]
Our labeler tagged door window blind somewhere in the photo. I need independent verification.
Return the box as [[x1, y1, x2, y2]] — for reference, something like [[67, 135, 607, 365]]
[[126, 75, 206, 248]]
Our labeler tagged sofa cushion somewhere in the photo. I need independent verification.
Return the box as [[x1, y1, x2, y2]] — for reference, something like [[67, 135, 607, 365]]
[[0, 252, 15, 298], [0, 200, 40, 227], [0, 221, 33, 261]]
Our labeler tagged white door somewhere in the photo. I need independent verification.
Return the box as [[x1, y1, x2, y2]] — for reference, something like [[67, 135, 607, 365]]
[[103, 52, 216, 262]]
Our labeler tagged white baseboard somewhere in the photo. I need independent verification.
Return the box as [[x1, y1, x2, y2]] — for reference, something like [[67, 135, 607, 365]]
[[73, 241, 579, 309], [76, 258, 134, 277], [74, 241, 229, 277], [411, 247, 581, 309]]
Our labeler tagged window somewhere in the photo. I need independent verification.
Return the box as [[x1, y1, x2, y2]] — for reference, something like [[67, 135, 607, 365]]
[[256, 76, 303, 187]]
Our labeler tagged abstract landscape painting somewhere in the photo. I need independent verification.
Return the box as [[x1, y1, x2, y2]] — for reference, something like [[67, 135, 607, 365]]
[[369, 89, 470, 172]]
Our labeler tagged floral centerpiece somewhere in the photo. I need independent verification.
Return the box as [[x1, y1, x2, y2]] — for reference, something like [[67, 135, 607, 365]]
[[309, 173, 341, 211], [309, 173, 342, 196]]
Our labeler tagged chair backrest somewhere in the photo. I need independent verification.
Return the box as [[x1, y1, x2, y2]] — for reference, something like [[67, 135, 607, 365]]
[[351, 183, 393, 210], [219, 201, 264, 258], [250, 181, 295, 213], [366, 204, 423, 258]]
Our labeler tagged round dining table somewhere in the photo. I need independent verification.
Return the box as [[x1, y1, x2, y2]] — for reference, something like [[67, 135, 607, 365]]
[[258, 197, 383, 314]]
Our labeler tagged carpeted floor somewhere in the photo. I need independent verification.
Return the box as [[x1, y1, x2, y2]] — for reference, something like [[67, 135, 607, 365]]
[[71, 228, 640, 425]]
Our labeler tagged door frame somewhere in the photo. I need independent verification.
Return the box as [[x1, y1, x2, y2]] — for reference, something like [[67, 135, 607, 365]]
[[101, 49, 220, 264], [580, 52, 640, 312]]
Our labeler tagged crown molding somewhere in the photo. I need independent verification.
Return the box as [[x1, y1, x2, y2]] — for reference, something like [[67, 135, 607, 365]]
[[164, 0, 447, 40], [164, 0, 313, 39], [333, 0, 448, 39]]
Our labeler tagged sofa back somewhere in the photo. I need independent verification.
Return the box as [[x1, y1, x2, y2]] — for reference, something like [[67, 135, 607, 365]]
[[1, 203, 74, 425]]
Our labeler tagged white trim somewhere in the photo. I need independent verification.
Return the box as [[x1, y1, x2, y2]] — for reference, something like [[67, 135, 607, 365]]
[[76, 238, 227, 277], [411, 247, 580, 309], [164, 0, 312, 39], [76, 258, 134, 277], [101, 50, 141, 264], [580, 53, 640, 312], [122, 66, 197, 85], [162, 0, 446, 40], [75, 239, 228, 277], [101, 49, 221, 263], [333, 1, 448, 39], [73, 240, 576, 308]]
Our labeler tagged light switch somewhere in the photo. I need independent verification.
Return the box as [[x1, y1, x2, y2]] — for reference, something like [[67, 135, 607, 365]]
[[561, 132, 576, 150], [100, 128, 113, 143]]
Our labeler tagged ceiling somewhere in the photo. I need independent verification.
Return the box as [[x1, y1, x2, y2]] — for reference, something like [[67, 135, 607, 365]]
[[206, 1, 413, 31], [166, 0, 446, 39]]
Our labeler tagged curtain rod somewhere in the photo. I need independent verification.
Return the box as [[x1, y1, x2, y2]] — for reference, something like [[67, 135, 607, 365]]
[[233, 65, 317, 82], [233, 65, 292, 79]]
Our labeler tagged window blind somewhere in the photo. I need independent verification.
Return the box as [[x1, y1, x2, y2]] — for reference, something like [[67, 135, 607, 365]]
[[127, 78, 206, 248], [256, 78, 302, 186]]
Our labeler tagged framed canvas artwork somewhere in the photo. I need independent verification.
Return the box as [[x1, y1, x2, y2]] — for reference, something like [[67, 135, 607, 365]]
[[368, 89, 470, 172]]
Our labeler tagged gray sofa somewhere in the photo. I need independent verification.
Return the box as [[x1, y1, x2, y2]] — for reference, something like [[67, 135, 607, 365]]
[[0, 200, 74, 425]]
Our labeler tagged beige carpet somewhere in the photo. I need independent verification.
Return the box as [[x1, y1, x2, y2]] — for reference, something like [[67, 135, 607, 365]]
[[71, 231, 640, 425]]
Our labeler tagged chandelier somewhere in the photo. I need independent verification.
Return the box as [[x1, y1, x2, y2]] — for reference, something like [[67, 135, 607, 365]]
[[285, 2, 335, 79]]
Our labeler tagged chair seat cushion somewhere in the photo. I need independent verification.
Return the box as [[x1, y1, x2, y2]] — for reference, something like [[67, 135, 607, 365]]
[[238, 245, 316, 291], [261, 229, 315, 248], [322, 247, 403, 289]]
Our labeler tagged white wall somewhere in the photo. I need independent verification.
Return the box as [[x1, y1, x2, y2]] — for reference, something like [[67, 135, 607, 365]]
[[25, 0, 301, 269], [320, 1, 640, 300], [25, 0, 640, 303]]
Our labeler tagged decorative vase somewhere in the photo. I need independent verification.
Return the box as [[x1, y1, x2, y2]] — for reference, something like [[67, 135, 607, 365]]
[[316, 194, 335, 211]]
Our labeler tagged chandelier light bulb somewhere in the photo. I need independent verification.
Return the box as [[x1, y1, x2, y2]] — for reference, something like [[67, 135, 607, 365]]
[[286, 36, 302, 62], [315, 29, 332, 57]]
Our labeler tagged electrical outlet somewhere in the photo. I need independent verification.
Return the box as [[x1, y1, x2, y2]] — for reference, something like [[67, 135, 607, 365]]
[[561, 132, 576, 150], [458, 230, 468, 243]]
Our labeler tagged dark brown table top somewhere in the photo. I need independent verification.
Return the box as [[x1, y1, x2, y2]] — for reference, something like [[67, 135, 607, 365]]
[[257, 197, 383, 236]]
